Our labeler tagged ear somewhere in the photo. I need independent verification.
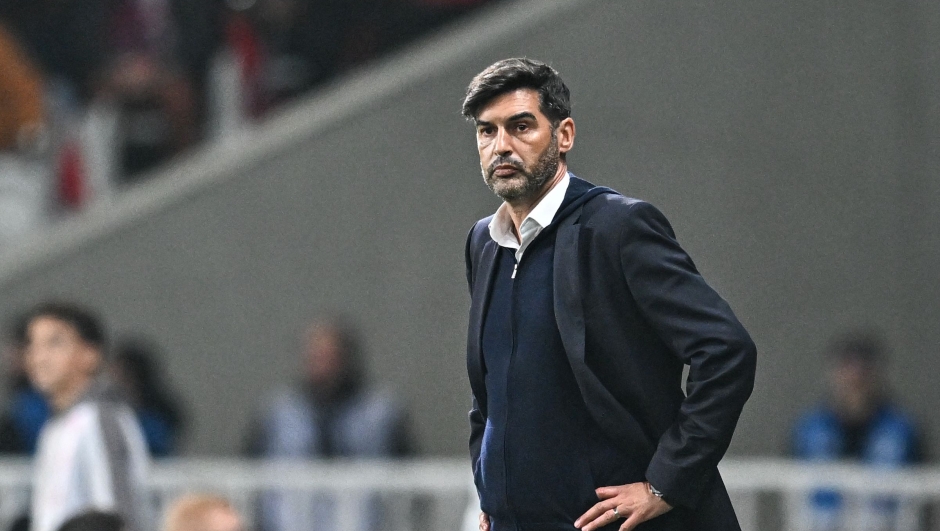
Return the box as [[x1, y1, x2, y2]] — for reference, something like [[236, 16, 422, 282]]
[[556, 117, 575, 155]]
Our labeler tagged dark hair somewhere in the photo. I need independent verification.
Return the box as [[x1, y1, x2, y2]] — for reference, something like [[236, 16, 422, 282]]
[[115, 336, 185, 430], [828, 330, 885, 365], [303, 315, 368, 404], [462, 58, 571, 124], [320, 317, 365, 388], [25, 301, 106, 351], [56, 511, 124, 531]]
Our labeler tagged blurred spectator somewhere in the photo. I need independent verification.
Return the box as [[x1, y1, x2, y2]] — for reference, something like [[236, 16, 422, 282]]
[[56, 511, 125, 531], [111, 336, 187, 457], [791, 331, 922, 531], [246, 317, 415, 531], [0, 0, 110, 106], [162, 494, 244, 531], [247, 317, 414, 457], [98, 0, 220, 179], [218, 0, 388, 112], [0, 313, 48, 454], [0, 22, 44, 152], [0, 22, 49, 245], [24, 302, 150, 531]]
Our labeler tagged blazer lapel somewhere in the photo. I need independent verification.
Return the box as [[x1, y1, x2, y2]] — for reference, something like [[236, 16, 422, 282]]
[[553, 206, 656, 458], [467, 238, 498, 417], [554, 218, 586, 363]]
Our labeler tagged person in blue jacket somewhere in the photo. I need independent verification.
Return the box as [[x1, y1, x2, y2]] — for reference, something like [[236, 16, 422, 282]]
[[0, 314, 49, 455], [791, 331, 922, 530]]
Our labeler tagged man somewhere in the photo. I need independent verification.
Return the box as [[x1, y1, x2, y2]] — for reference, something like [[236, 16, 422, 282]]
[[463, 58, 757, 531], [162, 494, 244, 531], [791, 332, 920, 530], [246, 317, 415, 531], [24, 302, 150, 531]]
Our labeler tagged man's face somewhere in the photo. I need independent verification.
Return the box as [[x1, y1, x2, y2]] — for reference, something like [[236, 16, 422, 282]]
[[831, 357, 876, 401], [475, 89, 564, 203], [25, 317, 98, 399], [305, 325, 344, 386]]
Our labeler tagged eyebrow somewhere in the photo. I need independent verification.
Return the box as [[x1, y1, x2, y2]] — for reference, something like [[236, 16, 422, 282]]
[[476, 111, 539, 127]]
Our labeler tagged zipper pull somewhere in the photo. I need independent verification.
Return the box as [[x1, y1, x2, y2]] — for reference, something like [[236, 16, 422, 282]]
[[511, 262, 518, 279]]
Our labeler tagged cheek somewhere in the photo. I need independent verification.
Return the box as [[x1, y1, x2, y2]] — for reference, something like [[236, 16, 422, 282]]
[[44, 351, 72, 374]]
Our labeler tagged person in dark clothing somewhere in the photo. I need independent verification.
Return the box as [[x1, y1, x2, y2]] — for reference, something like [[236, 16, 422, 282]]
[[111, 337, 187, 457], [98, 0, 220, 179], [228, 0, 389, 109], [462, 59, 757, 531]]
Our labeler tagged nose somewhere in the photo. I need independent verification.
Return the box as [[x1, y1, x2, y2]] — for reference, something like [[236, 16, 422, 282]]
[[493, 127, 512, 157]]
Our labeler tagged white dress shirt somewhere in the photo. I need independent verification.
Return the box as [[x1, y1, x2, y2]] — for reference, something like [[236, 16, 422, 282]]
[[488, 172, 570, 263]]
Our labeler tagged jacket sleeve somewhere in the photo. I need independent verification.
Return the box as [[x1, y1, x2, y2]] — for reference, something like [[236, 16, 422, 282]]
[[618, 201, 757, 509]]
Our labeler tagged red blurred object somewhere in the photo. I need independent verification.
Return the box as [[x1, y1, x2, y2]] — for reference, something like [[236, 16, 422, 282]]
[[225, 12, 265, 118], [57, 139, 86, 210]]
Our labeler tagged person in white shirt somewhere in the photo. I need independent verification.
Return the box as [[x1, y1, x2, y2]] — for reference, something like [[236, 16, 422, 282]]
[[24, 302, 150, 531]]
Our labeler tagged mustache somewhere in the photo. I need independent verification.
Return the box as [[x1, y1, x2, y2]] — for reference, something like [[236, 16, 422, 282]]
[[487, 157, 526, 176]]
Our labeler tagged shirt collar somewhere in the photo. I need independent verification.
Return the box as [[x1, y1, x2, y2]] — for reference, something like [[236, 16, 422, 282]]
[[488, 172, 571, 249]]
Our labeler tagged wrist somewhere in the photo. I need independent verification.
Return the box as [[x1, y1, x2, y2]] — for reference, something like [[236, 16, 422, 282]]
[[646, 481, 672, 509]]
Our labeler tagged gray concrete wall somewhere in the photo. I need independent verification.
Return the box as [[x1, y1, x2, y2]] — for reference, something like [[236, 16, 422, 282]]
[[1, 0, 937, 457]]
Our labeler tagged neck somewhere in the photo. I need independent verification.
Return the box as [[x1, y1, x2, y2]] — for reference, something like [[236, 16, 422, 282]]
[[51, 377, 93, 413], [506, 161, 567, 239]]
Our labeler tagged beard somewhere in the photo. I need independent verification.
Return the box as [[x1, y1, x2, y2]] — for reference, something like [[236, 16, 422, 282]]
[[482, 132, 560, 203]]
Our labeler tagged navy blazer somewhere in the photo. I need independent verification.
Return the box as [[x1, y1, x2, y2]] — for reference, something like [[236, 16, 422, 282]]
[[465, 182, 757, 530]]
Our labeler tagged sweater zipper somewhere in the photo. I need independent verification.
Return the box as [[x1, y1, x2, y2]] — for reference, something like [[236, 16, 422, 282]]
[[504, 256, 521, 523]]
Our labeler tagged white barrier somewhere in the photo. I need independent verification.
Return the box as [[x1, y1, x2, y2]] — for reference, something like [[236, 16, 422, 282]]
[[0, 457, 934, 531]]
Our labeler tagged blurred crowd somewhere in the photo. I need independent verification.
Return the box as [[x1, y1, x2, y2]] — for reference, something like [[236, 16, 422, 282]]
[[0, 302, 414, 531], [0, 0, 500, 246]]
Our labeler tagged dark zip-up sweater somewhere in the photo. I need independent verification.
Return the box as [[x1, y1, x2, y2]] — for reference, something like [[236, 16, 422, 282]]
[[477, 179, 622, 531]]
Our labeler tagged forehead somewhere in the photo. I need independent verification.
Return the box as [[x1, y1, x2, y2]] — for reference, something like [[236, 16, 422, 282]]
[[477, 88, 545, 122], [27, 317, 79, 341]]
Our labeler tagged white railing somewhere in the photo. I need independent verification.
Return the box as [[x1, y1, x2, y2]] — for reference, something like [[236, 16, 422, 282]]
[[0, 457, 936, 531]]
